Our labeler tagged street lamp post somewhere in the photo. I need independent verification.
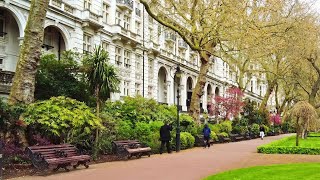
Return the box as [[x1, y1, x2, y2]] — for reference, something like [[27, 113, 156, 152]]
[[176, 81, 181, 152], [174, 65, 182, 152]]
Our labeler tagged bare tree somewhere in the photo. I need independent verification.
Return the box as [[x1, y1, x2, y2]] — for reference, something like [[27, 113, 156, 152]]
[[140, 0, 295, 121]]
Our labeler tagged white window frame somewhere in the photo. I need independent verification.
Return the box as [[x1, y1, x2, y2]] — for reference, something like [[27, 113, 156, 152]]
[[84, 0, 91, 10], [116, 11, 122, 26], [83, 34, 92, 53], [123, 81, 130, 96], [115, 46, 122, 66], [135, 83, 141, 95], [102, 41, 109, 52], [135, 21, 141, 35], [135, 54, 141, 72], [103, 3, 109, 24], [148, 86, 153, 97], [124, 50, 131, 68], [123, 14, 130, 30], [149, 59, 154, 78]]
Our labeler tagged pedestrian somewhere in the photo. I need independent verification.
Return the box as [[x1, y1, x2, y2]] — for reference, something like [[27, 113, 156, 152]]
[[202, 124, 211, 148], [259, 125, 265, 140], [160, 121, 173, 154]]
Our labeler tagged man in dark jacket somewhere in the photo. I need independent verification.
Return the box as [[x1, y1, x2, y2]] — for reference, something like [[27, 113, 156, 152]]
[[203, 124, 211, 148], [160, 121, 173, 154]]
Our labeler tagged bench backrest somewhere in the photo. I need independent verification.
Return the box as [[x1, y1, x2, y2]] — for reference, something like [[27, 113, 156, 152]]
[[26, 144, 78, 160]]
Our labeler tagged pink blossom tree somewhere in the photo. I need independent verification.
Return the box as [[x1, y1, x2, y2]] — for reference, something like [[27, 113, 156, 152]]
[[208, 87, 245, 120], [270, 114, 281, 125]]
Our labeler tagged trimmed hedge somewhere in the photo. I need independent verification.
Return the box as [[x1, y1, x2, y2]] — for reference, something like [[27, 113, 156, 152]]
[[257, 136, 320, 155], [257, 146, 320, 155]]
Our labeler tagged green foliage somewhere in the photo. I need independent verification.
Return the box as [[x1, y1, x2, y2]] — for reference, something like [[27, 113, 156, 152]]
[[179, 132, 195, 149], [218, 132, 229, 137], [204, 163, 320, 180], [263, 125, 269, 133], [82, 46, 120, 101], [210, 124, 221, 134], [257, 136, 320, 155], [257, 146, 320, 155], [220, 121, 232, 133], [115, 120, 134, 140], [23, 96, 103, 144], [250, 123, 260, 135], [211, 131, 218, 141], [0, 98, 26, 139], [180, 114, 198, 136], [134, 121, 151, 144], [35, 52, 93, 104], [103, 96, 176, 123]]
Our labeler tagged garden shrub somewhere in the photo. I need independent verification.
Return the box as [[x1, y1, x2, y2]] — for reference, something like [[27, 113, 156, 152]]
[[257, 146, 320, 155], [180, 114, 198, 136], [218, 132, 229, 137], [115, 120, 134, 140], [263, 125, 269, 133], [134, 121, 151, 144], [220, 121, 232, 133], [210, 124, 221, 134], [179, 132, 195, 149], [23, 96, 103, 145], [211, 131, 218, 141], [250, 123, 260, 135]]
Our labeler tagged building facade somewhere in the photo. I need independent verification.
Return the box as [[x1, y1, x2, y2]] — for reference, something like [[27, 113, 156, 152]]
[[0, 0, 267, 112]]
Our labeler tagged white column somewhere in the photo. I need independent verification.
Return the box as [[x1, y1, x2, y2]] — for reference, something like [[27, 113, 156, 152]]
[[180, 74, 187, 111], [166, 80, 172, 104], [203, 83, 208, 113]]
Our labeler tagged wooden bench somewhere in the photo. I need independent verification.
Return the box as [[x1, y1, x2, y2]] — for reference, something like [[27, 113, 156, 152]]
[[229, 134, 245, 141], [217, 135, 231, 143], [112, 140, 151, 159], [195, 135, 216, 147], [26, 144, 90, 171]]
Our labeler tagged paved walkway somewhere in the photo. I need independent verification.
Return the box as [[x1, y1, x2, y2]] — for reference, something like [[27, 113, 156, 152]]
[[12, 134, 320, 180]]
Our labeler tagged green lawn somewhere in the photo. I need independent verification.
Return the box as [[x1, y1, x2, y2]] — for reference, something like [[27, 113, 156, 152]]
[[204, 163, 320, 180], [268, 135, 320, 148]]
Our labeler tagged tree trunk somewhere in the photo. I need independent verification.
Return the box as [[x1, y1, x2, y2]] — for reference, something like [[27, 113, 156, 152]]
[[189, 52, 210, 122], [94, 86, 100, 158], [8, 0, 50, 105], [296, 117, 299, 146], [259, 81, 276, 112]]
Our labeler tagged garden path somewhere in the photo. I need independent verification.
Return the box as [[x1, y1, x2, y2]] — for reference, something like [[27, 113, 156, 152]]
[[12, 134, 320, 180]]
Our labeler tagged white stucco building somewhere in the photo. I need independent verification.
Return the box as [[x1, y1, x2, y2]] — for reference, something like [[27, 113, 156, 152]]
[[0, 0, 267, 113]]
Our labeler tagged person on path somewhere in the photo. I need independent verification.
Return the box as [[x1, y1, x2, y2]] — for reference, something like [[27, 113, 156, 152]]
[[160, 121, 173, 154], [259, 125, 265, 140], [203, 124, 211, 148]]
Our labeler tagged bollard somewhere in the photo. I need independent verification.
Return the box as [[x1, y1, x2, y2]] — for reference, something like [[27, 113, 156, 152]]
[[0, 141, 3, 180]]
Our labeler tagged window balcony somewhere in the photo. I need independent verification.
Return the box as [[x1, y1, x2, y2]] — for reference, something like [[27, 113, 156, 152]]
[[149, 41, 160, 56], [116, 0, 133, 10], [82, 10, 103, 30], [49, 0, 74, 14], [164, 32, 176, 42], [178, 40, 188, 49]]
